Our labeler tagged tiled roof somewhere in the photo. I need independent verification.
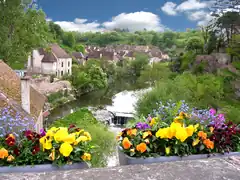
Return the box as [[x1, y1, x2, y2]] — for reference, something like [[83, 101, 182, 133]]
[[51, 44, 71, 58], [0, 60, 46, 121], [38, 44, 71, 63], [39, 48, 58, 63], [0, 60, 21, 105], [72, 52, 84, 59]]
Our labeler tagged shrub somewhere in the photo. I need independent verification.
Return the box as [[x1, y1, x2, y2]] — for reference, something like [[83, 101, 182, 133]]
[[136, 73, 224, 116], [50, 108, 116, 167]]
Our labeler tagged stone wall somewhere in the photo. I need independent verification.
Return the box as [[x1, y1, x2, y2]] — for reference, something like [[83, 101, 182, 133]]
[[3, 157, 240, 180]]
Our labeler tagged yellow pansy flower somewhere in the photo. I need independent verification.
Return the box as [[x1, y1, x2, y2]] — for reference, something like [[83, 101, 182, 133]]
[[46, 130, 54, 137], [40, 137, 52, 150], [75, 129, 84, 136], [83, 132, 92, 141], [186, 125, 194, 137], [63, 133, 76, 144], [174, 116, 184, 125], [59, 142, 73, 157], [74, 136, 88, 145], [54, 128, 68, 142], [175, 127, 188, 142], [81, 153, 91, 161], [50, 127, 59, 132], [165, 147, 171, 155], [149, 118, 156, 126], [143, 132, 150, 139], [192, 138, 200, 146], [194, 124, 199, 132], [49, 149, 55, 161], [156, 128, 168, 139]]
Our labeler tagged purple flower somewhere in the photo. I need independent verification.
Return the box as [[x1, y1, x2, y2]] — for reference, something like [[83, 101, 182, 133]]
[[40, 128, 46, 136], [217, 114, 225, 121], [209, 108, 216, 116], [136, 122, 150, 130]]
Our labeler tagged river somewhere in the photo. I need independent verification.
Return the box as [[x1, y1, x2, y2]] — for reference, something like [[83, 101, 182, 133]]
[[46, 85, 150, 167]]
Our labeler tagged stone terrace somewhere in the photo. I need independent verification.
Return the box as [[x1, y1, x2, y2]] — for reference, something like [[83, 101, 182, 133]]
[[2, 156, 240, 180]]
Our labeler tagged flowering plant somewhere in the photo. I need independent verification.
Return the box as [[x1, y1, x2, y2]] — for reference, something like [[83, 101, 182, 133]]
[[118, 109, 240, 158], [0, 130, 46, 166], [0, 107, 35, 138], [0, 124, 94, 167], [40, 125, 94, 166]]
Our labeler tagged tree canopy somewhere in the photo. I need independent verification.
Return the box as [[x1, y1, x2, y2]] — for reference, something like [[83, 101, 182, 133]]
[[0, 0, 51, 69]]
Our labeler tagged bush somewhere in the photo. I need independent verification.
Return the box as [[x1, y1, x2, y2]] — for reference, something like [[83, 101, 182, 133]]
[[50, 108, 116, 167], [136, 73, 225, 116]]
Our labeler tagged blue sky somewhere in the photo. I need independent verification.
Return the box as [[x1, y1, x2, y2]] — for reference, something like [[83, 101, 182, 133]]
[[38, 0, 213, 32]]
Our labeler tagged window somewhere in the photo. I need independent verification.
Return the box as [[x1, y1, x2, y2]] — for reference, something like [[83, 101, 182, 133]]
[[68, 61, 70, 67], [56, 71, 57, 76], [62, 62, 64, 67], [68, 69, 70, 74], [61, 71, 63, 76]]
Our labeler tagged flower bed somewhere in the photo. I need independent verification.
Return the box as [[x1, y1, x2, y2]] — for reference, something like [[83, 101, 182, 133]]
[[117, 101, 240, 165], [0, 124, 94, 173]]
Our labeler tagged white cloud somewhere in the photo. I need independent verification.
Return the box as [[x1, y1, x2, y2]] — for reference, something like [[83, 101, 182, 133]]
[[197, 14, 214, 26], [46, 18, 52, 22], [161, 2, 178, 16], [103, 11, 165, 32], [55, 12, 166, 32], [55, 18, 104, 32], [187, 10, 207, 21], [176, 0, 209, 12]]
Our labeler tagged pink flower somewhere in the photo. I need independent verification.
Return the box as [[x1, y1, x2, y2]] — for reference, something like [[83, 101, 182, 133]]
[[209, 108, 216, 116], [217, 114, 225, 121]]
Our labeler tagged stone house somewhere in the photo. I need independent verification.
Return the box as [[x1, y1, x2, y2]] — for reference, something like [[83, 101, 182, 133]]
[[28, 44, 72, 78], [0, 60, 46, 133]]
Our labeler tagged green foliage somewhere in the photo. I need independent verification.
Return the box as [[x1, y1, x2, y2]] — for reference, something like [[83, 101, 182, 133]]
[[180, 51, 197, 71], [137, 62, 174, 87], [185, 37, 203, 53], [0, 0, 51, 69], [70, 62, 108, 97], [227, 35, 240, 60], [51, 108, 116, 167], [136, 73, 225, 116], [62, 32, 76, 48], [75, 44, 85, 53], [49, 21, 63, 42]]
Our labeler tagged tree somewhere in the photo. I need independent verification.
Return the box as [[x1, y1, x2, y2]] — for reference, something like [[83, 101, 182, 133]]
[[227, 34, 240, 60], [129, 53, 149, 79], [0, 0, 50, 69], [185, 37, 203, 53], [137, 63, 173, 87], [49, 21, 63, 41], [70, 63, 107, 97], [62, 32, 76, 48], [211, 0, 240, 15], [75, 44, 85, 53]]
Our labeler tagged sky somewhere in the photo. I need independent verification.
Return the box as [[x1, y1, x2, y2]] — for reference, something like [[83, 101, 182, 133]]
[[38, 0, 215, 32]]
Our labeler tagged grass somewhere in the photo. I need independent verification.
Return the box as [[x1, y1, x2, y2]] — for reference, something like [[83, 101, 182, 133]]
[[50, 108, 116, 167]]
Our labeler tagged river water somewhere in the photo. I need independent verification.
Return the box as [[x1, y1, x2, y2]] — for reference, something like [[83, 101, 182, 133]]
[[46, 87, 150, 167]]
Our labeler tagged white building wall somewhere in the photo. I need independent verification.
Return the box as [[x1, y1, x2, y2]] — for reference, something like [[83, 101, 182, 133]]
[[41, 62, 56, 75], [32, 50, 44, 73], [56, 58, 72, 78]]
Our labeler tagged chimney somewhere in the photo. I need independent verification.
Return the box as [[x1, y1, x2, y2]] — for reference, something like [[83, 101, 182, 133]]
[[20, 76, 31, 114]]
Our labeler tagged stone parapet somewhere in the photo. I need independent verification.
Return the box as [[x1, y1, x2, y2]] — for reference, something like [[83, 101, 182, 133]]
[[1, 156, 240, 180]]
